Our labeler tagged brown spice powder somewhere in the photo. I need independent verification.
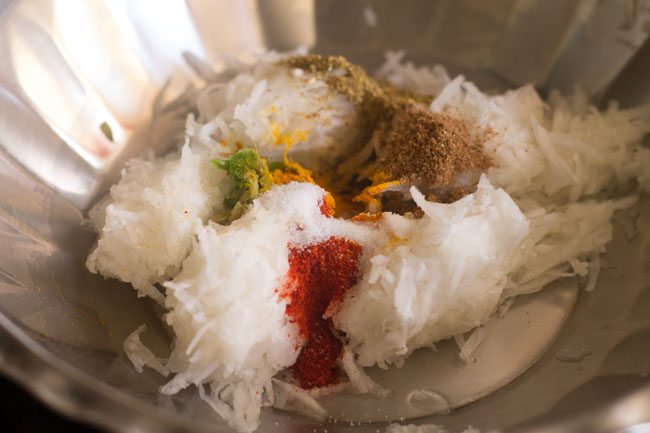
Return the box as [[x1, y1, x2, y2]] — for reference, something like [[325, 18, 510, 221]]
[[381, 105, 492, 200], [283, 55, 427, 130], [282, 55, 491, 206]]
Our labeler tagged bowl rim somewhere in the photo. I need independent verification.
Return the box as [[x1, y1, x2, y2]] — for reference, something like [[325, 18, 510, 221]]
[[0, 309, 224, 433]]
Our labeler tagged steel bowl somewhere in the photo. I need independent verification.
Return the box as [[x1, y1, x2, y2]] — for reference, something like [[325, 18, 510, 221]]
[[0, 0, 649, 432]]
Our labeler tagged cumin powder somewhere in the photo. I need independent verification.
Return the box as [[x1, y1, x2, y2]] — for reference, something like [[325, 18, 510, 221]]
[[381, 105, 492, 199]]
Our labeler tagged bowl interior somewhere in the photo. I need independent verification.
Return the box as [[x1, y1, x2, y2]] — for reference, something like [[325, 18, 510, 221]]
[[1, 1, 650, 432]]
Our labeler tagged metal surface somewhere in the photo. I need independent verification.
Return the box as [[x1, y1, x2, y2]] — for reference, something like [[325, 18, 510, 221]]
[[0, 0, 649, 432], [321, 281, 579, 422]]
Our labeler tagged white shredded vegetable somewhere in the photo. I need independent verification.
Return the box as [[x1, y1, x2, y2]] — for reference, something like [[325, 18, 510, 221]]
[[88, 51, 650, 432]]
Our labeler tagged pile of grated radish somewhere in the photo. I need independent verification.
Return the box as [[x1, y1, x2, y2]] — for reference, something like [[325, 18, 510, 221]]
[[86, 51, 650, 433]]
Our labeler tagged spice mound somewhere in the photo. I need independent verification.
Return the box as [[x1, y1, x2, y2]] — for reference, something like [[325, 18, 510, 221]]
[[285, 54, 489, 210], [380, 105, 492, 202], [284, 54, 422, 130], [283, 237, 362, 389]]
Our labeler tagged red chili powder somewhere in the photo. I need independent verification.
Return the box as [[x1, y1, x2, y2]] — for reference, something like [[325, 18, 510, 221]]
[[283, 237, 362, 389], [319, 197, 334, 217]]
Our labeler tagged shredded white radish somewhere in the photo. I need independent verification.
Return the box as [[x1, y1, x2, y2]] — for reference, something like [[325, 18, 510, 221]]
[[123, 325, 169, 376], [87, 52, 650, 432]]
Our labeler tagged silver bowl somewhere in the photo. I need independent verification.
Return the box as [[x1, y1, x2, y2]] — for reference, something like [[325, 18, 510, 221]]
[[1, 0, 649, 432]]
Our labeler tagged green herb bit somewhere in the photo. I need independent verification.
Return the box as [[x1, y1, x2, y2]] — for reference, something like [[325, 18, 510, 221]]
[[100, 121, 114, 142], [211, 148, 274, 223], [268, 161, 286, 171]]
